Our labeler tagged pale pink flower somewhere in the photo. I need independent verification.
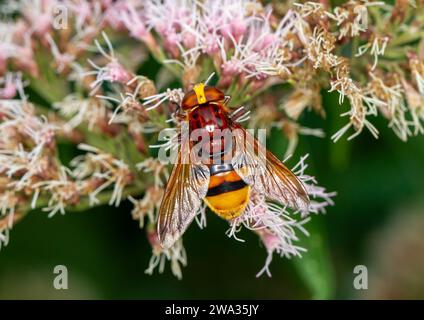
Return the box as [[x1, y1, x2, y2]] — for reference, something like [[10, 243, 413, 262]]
[[0, 98, 58, 191], [228, 155, 335, 277], [45, 35, 76, 73], [64, 0, 99, 32], [104, 0, 134, 30], [19, 0, 58, 36], [0, 73, 25, 99], [120, 3, 149, 41], [84, 32, 134, 94], [0, 21, 38, 76]]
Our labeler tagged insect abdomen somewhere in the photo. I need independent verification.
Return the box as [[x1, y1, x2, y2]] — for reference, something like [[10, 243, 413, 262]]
[[204, 165, 250, 220]]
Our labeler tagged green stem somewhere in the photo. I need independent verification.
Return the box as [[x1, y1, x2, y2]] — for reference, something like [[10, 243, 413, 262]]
[[30, 48, 70, 104], [149, 46, 182, 80], [389, 31, 424, 47]]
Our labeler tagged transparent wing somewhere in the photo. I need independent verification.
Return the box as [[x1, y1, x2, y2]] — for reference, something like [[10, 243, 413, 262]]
[[231, 126, 309, 212], [158, 151, 210, 249]]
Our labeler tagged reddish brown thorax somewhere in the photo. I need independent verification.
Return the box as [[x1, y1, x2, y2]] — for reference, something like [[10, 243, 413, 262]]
[[189, 103, 229, 131], [182, 83, 230, 132], [183, 83, 231, 159]]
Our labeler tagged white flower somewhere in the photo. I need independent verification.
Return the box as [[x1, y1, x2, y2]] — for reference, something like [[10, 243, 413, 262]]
[[136, 158, 169, 188], [356, 35, 389, 70], [145, 231, 187, 280], [329, 76, 386, 142], [53, 94, 110, 131], [32, 167, 79, 217], [228, 154, 335, 276], [71, 144, 132, 207], [143, 87, 185, 111], [0, 191, 18, 229], [0, 229, 10, 250]]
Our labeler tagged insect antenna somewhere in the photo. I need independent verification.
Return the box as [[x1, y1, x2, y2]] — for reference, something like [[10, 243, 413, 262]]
[[204, 72, 215, 85]]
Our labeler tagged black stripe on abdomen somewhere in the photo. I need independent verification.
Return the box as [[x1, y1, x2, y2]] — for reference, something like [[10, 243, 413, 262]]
[[206, 180, 247, 197]]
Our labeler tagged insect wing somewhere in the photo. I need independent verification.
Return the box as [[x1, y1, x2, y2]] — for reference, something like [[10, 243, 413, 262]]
[[231, 126, 309, 212], [158, 151, 209, 249]]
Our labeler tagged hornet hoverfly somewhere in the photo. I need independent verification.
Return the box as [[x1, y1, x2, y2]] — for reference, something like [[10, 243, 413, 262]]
[[158, 83, 309, 248]]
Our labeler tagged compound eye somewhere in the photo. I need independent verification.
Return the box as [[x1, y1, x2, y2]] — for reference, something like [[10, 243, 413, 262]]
[[181, 90, 198, 110]]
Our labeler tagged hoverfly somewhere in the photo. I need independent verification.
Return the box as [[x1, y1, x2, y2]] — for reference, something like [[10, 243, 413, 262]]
[[158, 83, 309, 248]]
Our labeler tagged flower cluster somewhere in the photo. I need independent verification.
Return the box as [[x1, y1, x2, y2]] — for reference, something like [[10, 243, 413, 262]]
[[114, 0, 424, 142], [0, 95, 135, 226]]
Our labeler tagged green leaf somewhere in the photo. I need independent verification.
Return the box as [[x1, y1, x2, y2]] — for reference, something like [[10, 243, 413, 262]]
[[30, 45, 70, 104], [85, 130, 144, 172], [293, 218, 335, 299]]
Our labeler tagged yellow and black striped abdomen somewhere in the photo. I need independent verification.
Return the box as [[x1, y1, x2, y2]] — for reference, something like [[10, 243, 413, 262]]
[[204, 169, 250, 220]]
